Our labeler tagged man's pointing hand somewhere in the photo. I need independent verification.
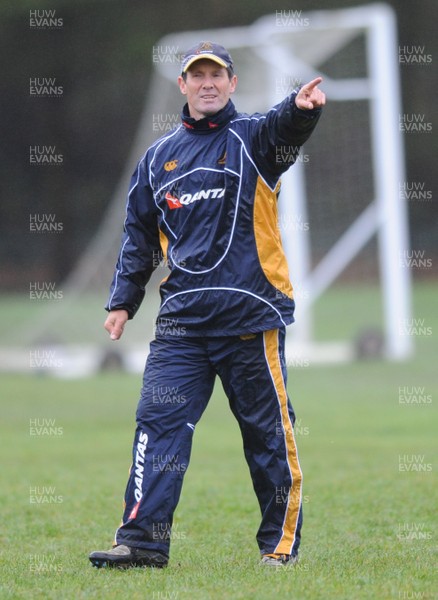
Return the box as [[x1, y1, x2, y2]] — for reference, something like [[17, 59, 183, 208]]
[[295, 77, 326, 110]]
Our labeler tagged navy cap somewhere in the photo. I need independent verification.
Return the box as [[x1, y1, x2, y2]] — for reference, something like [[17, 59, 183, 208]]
[[181, 41, 234, 74]]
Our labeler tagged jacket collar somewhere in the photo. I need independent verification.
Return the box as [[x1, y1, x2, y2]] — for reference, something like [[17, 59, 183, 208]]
[[181, 100, 237, 133]]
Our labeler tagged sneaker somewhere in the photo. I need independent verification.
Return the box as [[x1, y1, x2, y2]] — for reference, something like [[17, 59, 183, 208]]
[[89, 544, 168, 569], [260, 553, 299, 567]]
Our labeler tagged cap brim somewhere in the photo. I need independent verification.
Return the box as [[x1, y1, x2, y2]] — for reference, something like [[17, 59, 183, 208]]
[[182, 54, 228, 73]]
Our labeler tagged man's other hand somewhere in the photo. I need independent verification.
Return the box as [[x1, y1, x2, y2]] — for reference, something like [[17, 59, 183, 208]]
[[104, 309, 129, 340]]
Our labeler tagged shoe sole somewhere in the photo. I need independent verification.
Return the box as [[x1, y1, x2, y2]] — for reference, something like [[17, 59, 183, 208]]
[[89, 555, 167, 569], [260, 556, 299, 567]]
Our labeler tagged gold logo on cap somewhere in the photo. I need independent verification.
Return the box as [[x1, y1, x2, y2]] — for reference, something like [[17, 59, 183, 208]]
[[199, 41, 213, 52]]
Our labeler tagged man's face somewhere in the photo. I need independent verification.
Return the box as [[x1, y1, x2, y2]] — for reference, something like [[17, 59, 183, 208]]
[[178, 59, 237, 120]]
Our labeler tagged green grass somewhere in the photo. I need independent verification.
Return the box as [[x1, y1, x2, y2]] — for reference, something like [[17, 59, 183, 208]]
[[0, 282, 437, 599]]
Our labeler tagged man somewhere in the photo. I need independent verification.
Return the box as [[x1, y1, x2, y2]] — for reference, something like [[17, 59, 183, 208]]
[[89, 41, 325, 569]]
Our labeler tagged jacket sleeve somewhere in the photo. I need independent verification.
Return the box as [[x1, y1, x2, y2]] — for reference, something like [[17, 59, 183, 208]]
[[251, 89, 322, 183], [105, 158, 161, 319]]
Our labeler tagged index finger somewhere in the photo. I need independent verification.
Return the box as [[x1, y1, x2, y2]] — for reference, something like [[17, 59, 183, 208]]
[[301, 77, 323, 91]]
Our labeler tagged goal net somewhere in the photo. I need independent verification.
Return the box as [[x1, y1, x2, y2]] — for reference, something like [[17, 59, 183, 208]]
[[12, 3, 412, 376]]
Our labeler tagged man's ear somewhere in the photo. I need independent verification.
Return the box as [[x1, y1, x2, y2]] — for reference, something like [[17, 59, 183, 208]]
[[177, 75, 187, 95], [230, 74, 238, 94]]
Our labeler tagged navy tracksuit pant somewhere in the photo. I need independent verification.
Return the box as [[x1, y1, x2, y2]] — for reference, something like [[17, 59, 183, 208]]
[[114, 328, 303, 558]]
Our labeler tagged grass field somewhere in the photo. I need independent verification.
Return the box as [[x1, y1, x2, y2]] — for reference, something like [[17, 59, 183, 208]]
[[1, 282, 437, 599]]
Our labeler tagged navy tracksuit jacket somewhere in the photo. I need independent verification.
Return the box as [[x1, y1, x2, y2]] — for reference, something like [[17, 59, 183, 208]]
[[106, 94, 322, 558]]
